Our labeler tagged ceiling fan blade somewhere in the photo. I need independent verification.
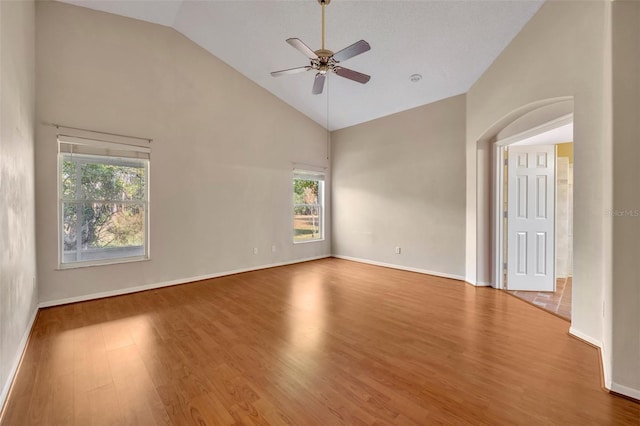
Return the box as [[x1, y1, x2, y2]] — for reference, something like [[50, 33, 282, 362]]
[[271, 66, 312, 77], [335, 67, 371, 84], [286, 38, 318, 60], [312, 73, 326, 95], [332, 40, 371, 63]]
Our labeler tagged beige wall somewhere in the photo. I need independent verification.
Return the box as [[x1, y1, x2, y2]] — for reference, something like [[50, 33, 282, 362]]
[[611, 0, 640, 396], [331, 94, 466, 278], [0, 0, 37, 408], [35, 2, 330, 304], [557, 142, 574, 164], [556, 152, 573, 279], [556, 141, 574, 281]]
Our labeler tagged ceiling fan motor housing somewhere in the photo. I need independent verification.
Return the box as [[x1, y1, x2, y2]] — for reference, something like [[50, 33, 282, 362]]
[[315, 49, 334, 58], [313, 49, 336, 74]]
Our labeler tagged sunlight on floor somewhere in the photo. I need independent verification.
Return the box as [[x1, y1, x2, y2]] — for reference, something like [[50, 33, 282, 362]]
[[288, 275, 326, 352]]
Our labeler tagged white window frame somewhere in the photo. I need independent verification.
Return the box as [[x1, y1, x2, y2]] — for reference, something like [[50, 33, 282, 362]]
[[57, 135, 150, 268], [293, 169, 325, 244]]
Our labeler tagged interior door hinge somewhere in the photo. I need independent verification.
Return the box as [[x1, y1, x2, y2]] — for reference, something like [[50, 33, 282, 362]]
[[504, 158, 508, 166], [503, 211, 508, 219]]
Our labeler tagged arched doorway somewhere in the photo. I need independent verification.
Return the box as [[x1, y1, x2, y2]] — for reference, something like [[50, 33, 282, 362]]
[[474, 97, 574, 320]]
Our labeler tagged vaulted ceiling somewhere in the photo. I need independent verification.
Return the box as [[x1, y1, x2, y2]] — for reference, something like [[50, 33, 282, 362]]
[[59, 0, 544, 130]]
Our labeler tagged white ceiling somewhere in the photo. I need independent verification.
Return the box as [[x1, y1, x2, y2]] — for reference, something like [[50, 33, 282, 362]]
[[59, 0, 544, 130], [511, 122, 574, 146]]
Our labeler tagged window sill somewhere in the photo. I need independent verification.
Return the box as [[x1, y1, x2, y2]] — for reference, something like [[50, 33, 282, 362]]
[[293, 238, 325, 245], [57, 256, 150, 270]]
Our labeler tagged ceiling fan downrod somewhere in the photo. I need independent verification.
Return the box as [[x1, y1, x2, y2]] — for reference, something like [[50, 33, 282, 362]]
[[320, 0, 329, 50], [316, 0, 332, 60]]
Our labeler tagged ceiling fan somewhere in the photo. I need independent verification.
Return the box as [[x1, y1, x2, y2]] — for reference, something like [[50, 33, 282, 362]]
[[270, 0, 371, 95]]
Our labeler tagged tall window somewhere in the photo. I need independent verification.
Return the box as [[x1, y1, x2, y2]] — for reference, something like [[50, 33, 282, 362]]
[[58, 136, 150, 267], [293, 170, 324, 242]]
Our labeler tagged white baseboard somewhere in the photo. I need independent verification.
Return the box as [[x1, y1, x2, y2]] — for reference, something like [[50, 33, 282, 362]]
[[332, 255, 465, 281], [39, 255, 331, 308], [465, 280, 492, 287], [556, 274, 574, 279], [611, 382, 640, 401], [568, 327, 616, 395], [0, 306, 38, 415], [569, 327, 602, 348]]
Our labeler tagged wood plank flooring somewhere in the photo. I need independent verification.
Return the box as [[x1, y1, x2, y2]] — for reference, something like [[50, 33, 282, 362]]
[[1, 258, 638, 425]]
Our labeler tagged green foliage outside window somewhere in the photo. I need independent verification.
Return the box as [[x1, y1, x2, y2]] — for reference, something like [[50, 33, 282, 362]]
[[293, 178, 321, 241], [293, 179, 319, 215], [62, 158, 146, 253]]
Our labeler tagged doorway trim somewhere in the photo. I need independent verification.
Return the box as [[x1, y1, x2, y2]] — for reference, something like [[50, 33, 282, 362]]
[[492, 113, 573, 290]]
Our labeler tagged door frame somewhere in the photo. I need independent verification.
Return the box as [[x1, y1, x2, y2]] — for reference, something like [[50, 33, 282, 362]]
[[492, 113, 573, 290]]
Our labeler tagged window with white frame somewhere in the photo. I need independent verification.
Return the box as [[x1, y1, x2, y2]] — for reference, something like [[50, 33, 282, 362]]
[[58, 135, 150, 267], [293, 170, 324, 242]]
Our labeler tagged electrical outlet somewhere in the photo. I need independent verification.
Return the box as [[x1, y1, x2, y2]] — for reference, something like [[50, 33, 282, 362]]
[[271, 245, 276, 253], [253, 247, 258, 255], [395, 246, 401, 254]]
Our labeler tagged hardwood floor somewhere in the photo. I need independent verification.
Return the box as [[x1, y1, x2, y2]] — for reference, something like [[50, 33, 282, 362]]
[[1, 258, 637, 425]]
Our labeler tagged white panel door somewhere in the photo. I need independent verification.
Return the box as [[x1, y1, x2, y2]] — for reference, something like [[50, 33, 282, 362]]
[[507, 145, 555, 291]]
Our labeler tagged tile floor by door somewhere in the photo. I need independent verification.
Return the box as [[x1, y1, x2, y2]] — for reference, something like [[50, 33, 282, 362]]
[[508, 277, 572, 320]]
